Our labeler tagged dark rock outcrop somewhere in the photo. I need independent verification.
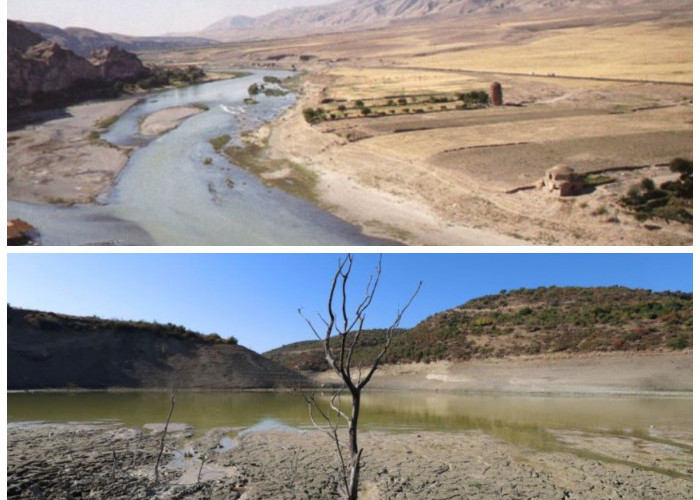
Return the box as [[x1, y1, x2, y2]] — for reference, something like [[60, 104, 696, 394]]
[[8, 306, 309, 390], [8, 20, 152, 109], [89, 46, 151, 82], [7, 19, 44, 51]]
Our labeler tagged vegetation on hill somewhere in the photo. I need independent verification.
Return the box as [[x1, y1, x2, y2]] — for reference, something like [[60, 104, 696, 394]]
[[7, 305, 237, 345], [265, 287, 692, 371]]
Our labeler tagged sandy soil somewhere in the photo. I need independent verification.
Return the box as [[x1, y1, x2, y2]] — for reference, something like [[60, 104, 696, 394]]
[[7, 99, 136, 205], [249, 75, 691, 245], [7, 419, 692, 499], [309, 351, 692, 395], [139, 106, 205, 136], [256, 81, 525, 246]]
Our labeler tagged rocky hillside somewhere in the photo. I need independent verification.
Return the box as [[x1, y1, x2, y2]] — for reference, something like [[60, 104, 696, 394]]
[[8, 21, 151, 110], [265, 287, 693, 371], [16, 21, 217, 58], [8, 307, 308, 390], [198, 0, 691, 41]]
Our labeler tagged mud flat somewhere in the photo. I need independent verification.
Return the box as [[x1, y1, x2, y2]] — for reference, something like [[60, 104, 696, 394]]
[[7, 420, 691, 499], [7, 99, 137, 205]]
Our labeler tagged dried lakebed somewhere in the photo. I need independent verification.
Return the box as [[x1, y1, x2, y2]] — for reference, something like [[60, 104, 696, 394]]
[[7, 391, 692, 499], [7, 72, 392, 245]]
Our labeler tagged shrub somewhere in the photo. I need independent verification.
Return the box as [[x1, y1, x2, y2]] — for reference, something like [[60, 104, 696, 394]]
[[641, 178, 656, 191], [209, 134, 231, 151], [338, 104, 347, 112], [248, 83, 261, 95], [361, 107, 372, 116], [397, 97, 408, 106], [666, 335, 689, 350], [303, 107, 324, 124], [457, 90, 489, 105], [354, 100, 365, 108]]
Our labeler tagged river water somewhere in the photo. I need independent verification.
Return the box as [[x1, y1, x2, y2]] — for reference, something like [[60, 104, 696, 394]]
[[7, 391, 691, 446], [7, 71, 392, 245]]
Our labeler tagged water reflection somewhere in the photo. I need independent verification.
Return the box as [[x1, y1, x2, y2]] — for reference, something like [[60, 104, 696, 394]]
[[8, 390, 690, 442]]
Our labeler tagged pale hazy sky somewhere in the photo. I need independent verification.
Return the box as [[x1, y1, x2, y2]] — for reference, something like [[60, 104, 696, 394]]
[[7, 0, 336, 36]]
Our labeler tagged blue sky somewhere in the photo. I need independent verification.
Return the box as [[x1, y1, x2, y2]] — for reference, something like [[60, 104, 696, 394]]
[[6, 253, 692, 353], [8, 0, 337, 36]]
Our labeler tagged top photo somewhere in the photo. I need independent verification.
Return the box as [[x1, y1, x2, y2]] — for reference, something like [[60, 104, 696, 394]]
[[7, 0, 692, 246]]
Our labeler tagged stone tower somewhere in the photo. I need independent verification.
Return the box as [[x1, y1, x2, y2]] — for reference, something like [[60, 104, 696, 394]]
[[490, 82, 503, 106]]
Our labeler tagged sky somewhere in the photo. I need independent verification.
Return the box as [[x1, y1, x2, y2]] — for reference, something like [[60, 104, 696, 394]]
[[6, 253, 692, 353], [7, 0, 336, 36]]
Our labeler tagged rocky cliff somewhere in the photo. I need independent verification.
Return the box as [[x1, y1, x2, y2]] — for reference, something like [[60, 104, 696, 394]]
[[8, 20, 151, 109], [8, 307, 309, 390]]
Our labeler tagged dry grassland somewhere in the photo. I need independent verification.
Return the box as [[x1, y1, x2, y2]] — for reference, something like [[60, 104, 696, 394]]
[[362, 105, 691, 164], [147, 9, 692, 245], [404, 22, 692, 83]]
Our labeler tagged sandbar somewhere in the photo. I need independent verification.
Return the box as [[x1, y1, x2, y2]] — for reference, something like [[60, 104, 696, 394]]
[[139, 105, 205, 135]]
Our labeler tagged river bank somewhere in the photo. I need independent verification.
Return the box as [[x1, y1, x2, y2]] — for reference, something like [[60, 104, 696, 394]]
[[7, 417, 692, 499], [7, 98, 137, 205], [235, 71, 691, 245]]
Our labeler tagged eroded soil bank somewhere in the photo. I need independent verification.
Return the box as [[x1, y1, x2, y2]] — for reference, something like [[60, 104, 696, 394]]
[[7, 418, 691, 499]]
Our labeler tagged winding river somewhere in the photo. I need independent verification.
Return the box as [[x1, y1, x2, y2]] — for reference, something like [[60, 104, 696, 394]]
[[7, 71, 393, 246]]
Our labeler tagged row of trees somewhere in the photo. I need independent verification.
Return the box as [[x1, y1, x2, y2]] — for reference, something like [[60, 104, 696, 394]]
[[304, 89, 492, 123]]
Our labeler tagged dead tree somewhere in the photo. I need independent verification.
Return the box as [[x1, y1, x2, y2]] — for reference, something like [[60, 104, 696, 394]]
[[154, 384, 176, 483], [299, 254, 421, 500]]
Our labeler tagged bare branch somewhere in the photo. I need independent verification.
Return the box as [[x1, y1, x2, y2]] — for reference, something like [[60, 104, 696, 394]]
[[358, 280, 422, 390]]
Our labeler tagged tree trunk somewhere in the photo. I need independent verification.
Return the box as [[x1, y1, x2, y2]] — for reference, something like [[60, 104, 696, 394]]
[[347, 390, 362, 500]]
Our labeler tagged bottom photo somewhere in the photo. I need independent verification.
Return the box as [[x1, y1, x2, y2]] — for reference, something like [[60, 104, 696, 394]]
[[6, 253, 692, 499]]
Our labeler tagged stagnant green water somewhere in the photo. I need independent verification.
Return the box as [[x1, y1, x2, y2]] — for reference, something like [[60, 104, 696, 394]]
[[7, 391, 691, 442]]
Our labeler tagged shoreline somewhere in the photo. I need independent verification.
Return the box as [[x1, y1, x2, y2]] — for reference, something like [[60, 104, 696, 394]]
[[7, 98, 138, 206], [7, 351, 692, 396]]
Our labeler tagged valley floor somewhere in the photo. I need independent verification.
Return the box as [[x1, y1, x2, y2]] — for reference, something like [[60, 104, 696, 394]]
[[7, 418, 692, 499]]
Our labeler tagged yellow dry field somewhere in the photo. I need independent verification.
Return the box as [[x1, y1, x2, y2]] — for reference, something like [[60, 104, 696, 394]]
[[362, 105, 691, 163], [403, 23, 692, 83], [325, 67, 481, 99]]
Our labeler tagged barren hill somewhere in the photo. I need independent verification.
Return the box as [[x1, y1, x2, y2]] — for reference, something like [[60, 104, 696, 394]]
[[265, 287, 692, 371], [198, 0, 690, 41], [7, 307, 308, 390]]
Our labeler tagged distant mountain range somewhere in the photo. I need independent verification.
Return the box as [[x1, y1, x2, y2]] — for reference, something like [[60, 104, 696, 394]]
[[12, 20, 217, 57], [195, 0, 691, 41], [10, 0, 690, 51]]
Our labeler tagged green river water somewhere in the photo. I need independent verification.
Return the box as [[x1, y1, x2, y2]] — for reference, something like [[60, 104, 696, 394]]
[[7, 391, 691, 447]]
